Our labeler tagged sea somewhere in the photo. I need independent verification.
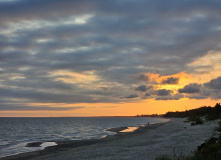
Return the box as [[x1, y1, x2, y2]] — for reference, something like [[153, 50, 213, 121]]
[[0, 117, 169, 158]]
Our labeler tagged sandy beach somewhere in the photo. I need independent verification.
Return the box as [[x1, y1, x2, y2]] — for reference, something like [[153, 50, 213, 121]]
[[1, 118, 218, 160]]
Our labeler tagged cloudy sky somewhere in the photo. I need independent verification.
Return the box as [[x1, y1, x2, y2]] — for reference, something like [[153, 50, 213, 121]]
[[1, 0, 221, 117]]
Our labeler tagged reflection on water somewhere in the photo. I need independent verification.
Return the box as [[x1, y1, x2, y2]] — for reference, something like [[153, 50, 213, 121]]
[[120, 127, 139, 132]]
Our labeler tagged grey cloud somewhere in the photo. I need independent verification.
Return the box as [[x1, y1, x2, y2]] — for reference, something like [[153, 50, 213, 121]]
[[157, 89, 173, 96], [0, 0, 94, 23], [0, 85, 119, 104], [155, 94, 184, 100], [2, 0, 221, 78], [178, 83, 202, 93], [135, 85, 147, 92], [0, 51, 30, 63], [140, 92, 152, 100], [0, 0, 221, 111], [187, 95, 208, 100], [209, 91, 221, 100], [203, 77, 221, 100], [161, 77, 179, 84], [204, 76, 221, 90], [136, 74, 150, 82], [145, 92, 151, 97], [122, 94, 139, 99], [2, 76, 74, 91], [134, 85, 150, 92], [0, 103, 84, 111]]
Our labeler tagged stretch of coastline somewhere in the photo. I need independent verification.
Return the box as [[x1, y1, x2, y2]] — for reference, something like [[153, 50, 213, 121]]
[[1, 118, 218, 160]]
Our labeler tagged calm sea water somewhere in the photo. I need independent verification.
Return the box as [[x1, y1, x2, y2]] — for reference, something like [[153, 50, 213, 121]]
[[0, 117, 168, 158]]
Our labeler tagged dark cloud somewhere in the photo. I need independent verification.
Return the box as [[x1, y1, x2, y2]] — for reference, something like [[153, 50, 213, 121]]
[[135, 85, 153, 92], [145, 92, 151, 97], [135, 85, 148, 92], [122, 94, 139, 99], [155, 94, 184, 100], [202, 77, 221, 100], [204, 76, 221, 90], [187, 95, 208, 100], [178, 83, 202, 93], [157, 89, 173, 96], [161, 77, 179, 84], [136, 74, 150, 82]]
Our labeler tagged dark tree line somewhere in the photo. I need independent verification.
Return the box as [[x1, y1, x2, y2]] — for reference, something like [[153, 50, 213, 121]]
[[163, 103, 221, 121]]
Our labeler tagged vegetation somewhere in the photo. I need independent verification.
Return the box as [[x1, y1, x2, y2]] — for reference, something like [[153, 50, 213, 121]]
[[164, 103, 221, 121], [194, 136, 221, 160], [186, 116, 204, 126]]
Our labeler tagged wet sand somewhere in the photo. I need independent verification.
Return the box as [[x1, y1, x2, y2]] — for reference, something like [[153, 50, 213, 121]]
[[1, 118, 218, 160]]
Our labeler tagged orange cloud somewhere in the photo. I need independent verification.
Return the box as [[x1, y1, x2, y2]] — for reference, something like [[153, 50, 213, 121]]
[[136, 72, 195, 98], [137, 72, 191, 84]]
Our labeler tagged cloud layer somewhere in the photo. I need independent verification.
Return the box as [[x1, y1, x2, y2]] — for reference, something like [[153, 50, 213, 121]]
[[1, 0, 221, 111]]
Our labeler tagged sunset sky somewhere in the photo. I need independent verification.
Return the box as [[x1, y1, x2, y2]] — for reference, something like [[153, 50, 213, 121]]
[[1, 0, 221, 117]]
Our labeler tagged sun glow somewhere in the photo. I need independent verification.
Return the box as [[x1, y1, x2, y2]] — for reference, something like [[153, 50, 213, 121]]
[[140, 72, 193, 94]]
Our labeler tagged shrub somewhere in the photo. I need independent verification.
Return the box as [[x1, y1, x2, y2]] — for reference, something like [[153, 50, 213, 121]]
[[195, 136, 221, 160], [188, 116, 203, 125], [206, 113, 220, 121]]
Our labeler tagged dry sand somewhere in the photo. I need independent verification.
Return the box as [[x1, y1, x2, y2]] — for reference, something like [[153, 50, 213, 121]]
[[1, 118, 219, 160]]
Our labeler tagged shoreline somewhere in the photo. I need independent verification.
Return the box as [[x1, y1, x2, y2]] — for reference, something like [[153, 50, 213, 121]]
[[0, 121, 167, 160], [1, 118, 218, 160]]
